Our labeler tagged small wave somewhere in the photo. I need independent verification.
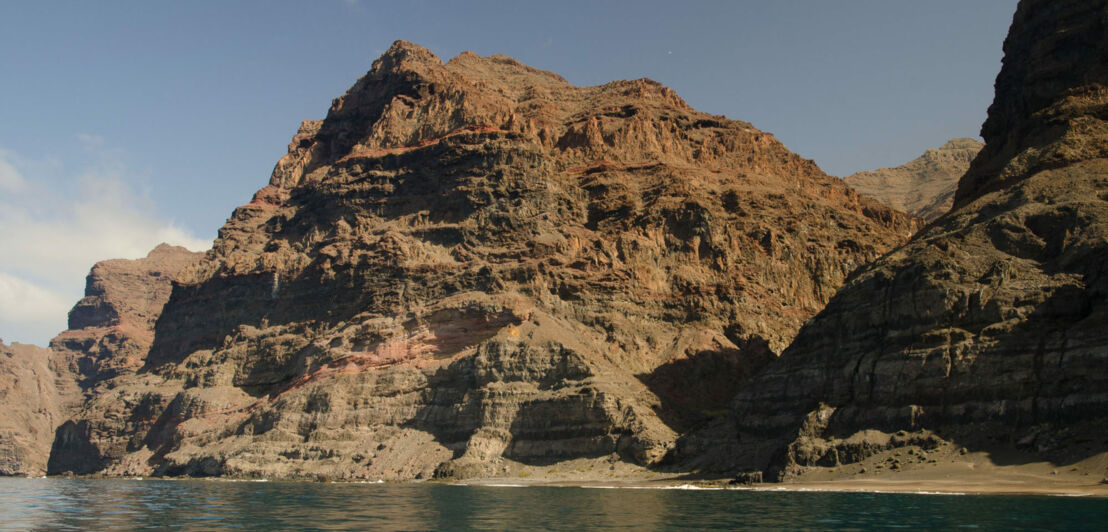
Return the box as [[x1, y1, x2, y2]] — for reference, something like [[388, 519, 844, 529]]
[[578, 484, 726, 491], [732, 486, 968, 496], [661, 484, 726, 491]]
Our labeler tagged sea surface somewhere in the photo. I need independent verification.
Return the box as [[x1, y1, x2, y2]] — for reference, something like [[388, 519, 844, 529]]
[[0, 478, 1105, 530]]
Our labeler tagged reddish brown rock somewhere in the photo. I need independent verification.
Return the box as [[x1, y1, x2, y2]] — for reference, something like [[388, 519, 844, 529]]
[[2, 244, 201, 476], [50, 42, 914, 480], [0, 341, 77, 476], [845, 138, 983, 221], [50, 243, 203, 388]]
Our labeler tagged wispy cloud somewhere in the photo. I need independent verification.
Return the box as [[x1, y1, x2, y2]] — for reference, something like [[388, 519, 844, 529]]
[[0, 140, 210, 346], [0, 149, 27, 193]]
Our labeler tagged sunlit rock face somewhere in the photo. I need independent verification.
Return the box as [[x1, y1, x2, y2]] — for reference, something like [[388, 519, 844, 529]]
[[48, 41, 913, 479], [0, 341, 78, 477], [845, 138, 983, 222]]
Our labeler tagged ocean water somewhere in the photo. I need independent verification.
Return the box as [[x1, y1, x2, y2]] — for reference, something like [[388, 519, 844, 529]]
[[0, 478, 1105, 530]]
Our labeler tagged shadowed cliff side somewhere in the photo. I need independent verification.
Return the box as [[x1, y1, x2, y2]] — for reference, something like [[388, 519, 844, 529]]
[[722, 0, 1108, 482]]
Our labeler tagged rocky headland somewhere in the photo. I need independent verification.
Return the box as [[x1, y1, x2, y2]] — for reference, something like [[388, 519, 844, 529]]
[[844, 138, 984, 222], [0, 341, 77, 477]]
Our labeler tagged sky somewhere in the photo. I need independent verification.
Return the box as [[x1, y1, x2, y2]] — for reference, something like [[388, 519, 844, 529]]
[[0, 0, 1018, 345]]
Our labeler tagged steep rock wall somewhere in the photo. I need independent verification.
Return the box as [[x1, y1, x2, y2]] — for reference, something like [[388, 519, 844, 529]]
[[727, 0, 1108, 480], [51, 42, 915, 479]]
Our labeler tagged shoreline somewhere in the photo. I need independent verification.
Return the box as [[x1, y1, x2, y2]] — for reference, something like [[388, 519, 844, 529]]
[[22, 458, 1108, 498], [455, 477, 1108, 498], [32, 474, 1103, 498]]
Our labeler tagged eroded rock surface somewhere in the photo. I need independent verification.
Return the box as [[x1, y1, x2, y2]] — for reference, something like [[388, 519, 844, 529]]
[[50, 244, 203, 389], [845, 138, 983, 221], [726, 0, 1108, 481], [2, 245, 200, 477], [50, 42, 914, 479], [0, 341, 77, 477]]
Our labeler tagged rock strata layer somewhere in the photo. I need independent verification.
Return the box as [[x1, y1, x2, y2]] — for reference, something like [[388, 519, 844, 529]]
[[50, 244, 203, 389], [2, 245, 200, 477], [844, 138, 983, 222], [50, 42, 913, 479], [727, 0, 1108, 480]]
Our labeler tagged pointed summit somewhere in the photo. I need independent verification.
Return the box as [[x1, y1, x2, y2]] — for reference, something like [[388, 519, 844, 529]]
[[370, 40, 443, 75]]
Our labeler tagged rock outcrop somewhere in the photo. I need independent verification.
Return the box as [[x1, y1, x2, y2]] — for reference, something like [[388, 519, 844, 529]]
[[844, 138, 983, 221], [727, 0, 1108, 480], [50, 244, 203, 389], [49, 42, 914, 479], [2, 244, 200, 477], [0, 341, 77, 476]]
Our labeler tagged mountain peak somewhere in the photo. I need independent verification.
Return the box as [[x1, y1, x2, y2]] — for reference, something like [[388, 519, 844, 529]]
[[372, 40, 442, 72], [937, 137, 984, 151]]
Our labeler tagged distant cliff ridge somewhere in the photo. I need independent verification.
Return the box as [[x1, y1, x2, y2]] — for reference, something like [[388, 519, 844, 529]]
[[844, 138, 984, 221]]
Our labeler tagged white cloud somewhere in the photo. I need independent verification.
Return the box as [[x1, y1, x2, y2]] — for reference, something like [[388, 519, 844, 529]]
[[0, 150, 27, 193], [0, 273, 72, 346], [0, 140, 211, 346]]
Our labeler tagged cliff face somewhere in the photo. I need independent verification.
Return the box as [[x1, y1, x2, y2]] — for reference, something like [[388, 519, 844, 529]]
[[728, 0, 1108, 480], [844, 138, 983, 222], [2, 244, 200, 477], [0, 342, 77, 476], [49, 244, 203, 389], [49, 42, 914, 480]]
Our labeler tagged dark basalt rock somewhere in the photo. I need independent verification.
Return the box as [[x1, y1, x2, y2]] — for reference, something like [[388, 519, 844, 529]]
[[728, 0, 1108, 481]]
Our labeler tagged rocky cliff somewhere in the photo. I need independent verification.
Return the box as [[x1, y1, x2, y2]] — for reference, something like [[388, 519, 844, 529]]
[[844, 138, 983, 222], [49, 42, 914, 480], [726, 0, 1108, 481], [2, 244, 200, 477], [0, 341, 77, 476], [50, 244, 203, 389]]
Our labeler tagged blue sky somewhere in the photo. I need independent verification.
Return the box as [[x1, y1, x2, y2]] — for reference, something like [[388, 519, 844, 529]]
[[0, 0, 1017, 345]]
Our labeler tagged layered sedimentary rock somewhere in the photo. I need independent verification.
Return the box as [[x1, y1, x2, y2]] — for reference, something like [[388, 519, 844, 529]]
[[50, 244, 203, 388], [2, 244, 200, 476], [727, 0, 1108, 480], [0, 341, 77, 476], [844, 138, 983, 221], [50, 42, 913, 479]]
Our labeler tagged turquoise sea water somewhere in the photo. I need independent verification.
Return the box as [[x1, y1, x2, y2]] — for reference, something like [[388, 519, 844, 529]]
[[0, 478, 1105, 530]]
